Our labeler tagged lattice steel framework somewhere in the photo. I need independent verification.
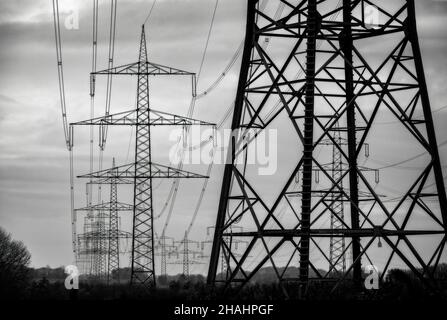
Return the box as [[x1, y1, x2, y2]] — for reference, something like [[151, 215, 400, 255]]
[[157, 233, 175, 277], [329, 132, 347, 274], [71, 25, 214, 288], [108, 158, 120, 284], [77, 215, 108, 277], [208, 0, 447, 294], [95, 210, 107, 279], [75, 186, 132, 280], [132, 25, 156, 288], [77, 227, 132, 280], [171, 232, 203, 278]]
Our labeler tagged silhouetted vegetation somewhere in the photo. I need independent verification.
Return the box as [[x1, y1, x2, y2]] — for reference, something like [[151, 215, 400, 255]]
[[0, 227, 31, 298], [1, 226, 447, 300], [1, 265, 443, 300]]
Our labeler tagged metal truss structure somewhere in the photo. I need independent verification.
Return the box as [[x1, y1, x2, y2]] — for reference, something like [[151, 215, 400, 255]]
[[76, 215, 108, 277], [76, 219, 132, 280], [204, 226, 249, 280], [156, 233, 176, 278], [77, 162, 209, 180], [75, 159, 132, 281], [208, 0, 447, 295], [108, 158, 120, 284], [71, 25, 214, 288], [329, 133, 348, 274], [171, 232, 204, 278], [318, 136, 377, 273], [77, 230, 132, 275]]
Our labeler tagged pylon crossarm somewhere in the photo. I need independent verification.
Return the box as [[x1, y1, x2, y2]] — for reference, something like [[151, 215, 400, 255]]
[[92, 61, 194, 76], [78, 162, 209, 179], [149, 109, 215, 126], [87, 177, 134, 185], [118, 230, 132, 239], [151, 163, 208, 179], [70, 108, 215, 127], [168, 260, 205, 265], [78, 230, 129, 239], [223, 229, 444, 237], [286, 189, 383, 201], [75, 201, 133, 212]]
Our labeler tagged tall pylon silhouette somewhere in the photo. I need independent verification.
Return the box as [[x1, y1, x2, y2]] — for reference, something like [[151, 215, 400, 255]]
[[71, 26, 215, 288], [208, 0, 447, 295]]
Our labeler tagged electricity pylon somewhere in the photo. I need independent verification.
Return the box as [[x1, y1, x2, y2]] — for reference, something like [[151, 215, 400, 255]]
[[208, 0, 447, 295], [77, 215, 108, 278], [329, 131, 347, 274], [71, 25, 215, 288], [77, 160, 134, 279], [172, 231, 203, 278], [204, 226, 248, 280], [75, 198, 132, 280], [156, 233, 175, 277], [107, 158, 120, 284]]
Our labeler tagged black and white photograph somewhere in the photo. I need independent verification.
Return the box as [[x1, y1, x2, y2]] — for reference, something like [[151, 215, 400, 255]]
[[1, 0, 447, 316]]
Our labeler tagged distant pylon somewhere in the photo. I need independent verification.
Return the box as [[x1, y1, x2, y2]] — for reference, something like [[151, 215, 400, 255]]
[[93, 209, 107, 279], [107, 158, 120, 284], [157, 232, 175, 277], [171, 231, 203, 279], [329, 126, 346, 274]]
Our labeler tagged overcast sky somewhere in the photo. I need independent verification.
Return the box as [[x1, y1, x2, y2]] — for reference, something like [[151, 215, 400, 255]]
[[0, 0, 447, 274]]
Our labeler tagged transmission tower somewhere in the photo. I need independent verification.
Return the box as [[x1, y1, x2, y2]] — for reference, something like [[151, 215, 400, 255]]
[[76, 209, 108, 279], [95, 210, 107, 279], [71, 25, 215, 288], [75, 197, 133, 280], [171, 231, 203, 278], [306, 135, 377, 274], [208, 0, 447, 295], [107, 158, 120, 283], [204, 226, 248, 280], [156, 233, 176, 278], [77, 159, 134, 280], [329, 131, 347, 274], [77, 215, 107, 278]]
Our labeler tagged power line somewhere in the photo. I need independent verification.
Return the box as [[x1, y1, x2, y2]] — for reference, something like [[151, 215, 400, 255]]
[[160, 0, 221, 232], [52, 0, 70, 150], [143, 0, 157, 25], [375, 104, 447, 125], [86, 0, 99, 272], [188, 0, 220, 116], [52, 0, 76, 262], [182, 2, 289, 242], [197, 0, 220, 82], [372, 139, 447, 170], [101, 0, 118, 148], [161, 0, 287, 236], [195, 42, 243, 99]]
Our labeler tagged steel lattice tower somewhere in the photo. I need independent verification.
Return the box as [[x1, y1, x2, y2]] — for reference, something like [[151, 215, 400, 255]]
[[107, 158, 120, 283], [157, 233, 175, 278], [71, 26, 215, 288], [97, 210, 108, 279], [76, 157, 133, 282], [171, 232, 203, 279], [131, 26, 155, 287], [208, 0, 447, 294], [329, 129, 346, 274]]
